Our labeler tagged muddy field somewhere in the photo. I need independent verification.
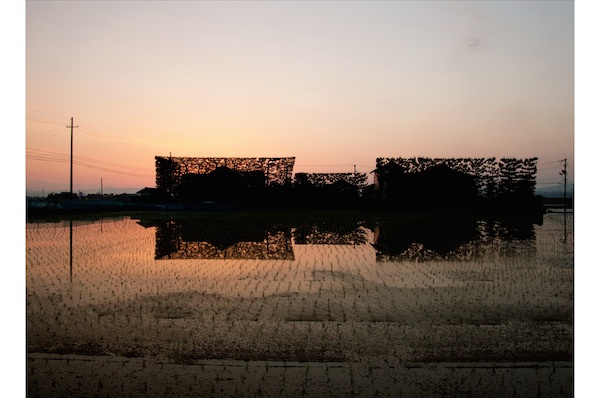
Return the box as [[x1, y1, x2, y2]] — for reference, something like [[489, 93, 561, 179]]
[[26, 212, 574, 397]]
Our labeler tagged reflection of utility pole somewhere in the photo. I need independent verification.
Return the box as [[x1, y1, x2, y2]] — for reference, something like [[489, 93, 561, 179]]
[[69, 219, 73, 283], [66, 117, 79, 200]]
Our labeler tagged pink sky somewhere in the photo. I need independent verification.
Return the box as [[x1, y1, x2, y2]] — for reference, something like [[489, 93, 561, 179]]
[[25, 1, 574, 195]]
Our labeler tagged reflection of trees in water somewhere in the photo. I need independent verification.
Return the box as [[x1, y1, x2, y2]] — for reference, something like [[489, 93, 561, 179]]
[[150, 218, 294, 260], [293, 224, 369, 245], [157, 231, 294, 260], [153, 221, 181, 259], [149, 216, 371, 259], [373, 215, 479, 261], [373, 214, 540, 262], [143, 213, 540, 262]]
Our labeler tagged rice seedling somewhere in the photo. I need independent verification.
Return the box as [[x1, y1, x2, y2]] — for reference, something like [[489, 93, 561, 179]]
[[26, 211, 572, 394]]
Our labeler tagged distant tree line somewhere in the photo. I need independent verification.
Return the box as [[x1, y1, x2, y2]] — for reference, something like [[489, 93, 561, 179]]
[[151, 156, 542, 212]]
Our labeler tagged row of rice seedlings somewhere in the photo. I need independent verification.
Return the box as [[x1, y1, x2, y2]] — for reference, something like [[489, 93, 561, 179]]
[[26, 225, 72, 269], [29, 252, 564, 318], [26, 214, 573, 362]]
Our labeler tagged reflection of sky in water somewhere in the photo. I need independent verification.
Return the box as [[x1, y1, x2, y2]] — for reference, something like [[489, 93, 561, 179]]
[[26, 214, 572, 306]]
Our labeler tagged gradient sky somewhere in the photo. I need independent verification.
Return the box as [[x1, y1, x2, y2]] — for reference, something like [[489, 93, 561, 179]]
[[25, 0, 574, 195]]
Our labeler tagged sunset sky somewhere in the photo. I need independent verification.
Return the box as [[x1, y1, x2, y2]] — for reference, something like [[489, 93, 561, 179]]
[[25, 0, 575, 195]]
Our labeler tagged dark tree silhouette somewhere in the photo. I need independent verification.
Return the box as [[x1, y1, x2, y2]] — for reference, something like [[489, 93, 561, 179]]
[[373, 157, 540, 211], [175, 167, 266, 203], [155, 156, 295, 194], [291, 172, 368, 208]]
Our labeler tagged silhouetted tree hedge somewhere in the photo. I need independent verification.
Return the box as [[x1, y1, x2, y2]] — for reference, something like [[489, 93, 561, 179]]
[[291, 172, 368, 208], [153, 155, 540, 211], [374, 157, 539, 211], [155, 156, 295, 195], [155, 156, 181, 196], [175, 167, 267, 204], [47, 192, 78, 201]]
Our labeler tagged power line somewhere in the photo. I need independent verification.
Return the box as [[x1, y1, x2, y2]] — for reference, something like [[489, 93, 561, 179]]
[[26, 151, 154, 178], [26, 115, 67, 126], [26, 148, 151, 172], [26, 156, 154, 178], [27, 113, 162, 153], [538, 160, 564, 166], [536, 182, 569, 187], [77, 126, 141, 145]]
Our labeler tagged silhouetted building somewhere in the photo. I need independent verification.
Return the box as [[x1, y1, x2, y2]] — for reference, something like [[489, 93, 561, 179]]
[[137, 187, 159, 197]]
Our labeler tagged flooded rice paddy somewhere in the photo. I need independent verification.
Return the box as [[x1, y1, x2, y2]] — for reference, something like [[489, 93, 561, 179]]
[[26, 212, 574, 397]]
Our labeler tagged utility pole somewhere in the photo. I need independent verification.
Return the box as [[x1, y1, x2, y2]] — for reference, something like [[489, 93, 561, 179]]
[[67, 117, 79, 200], [560, 158, 568, 213]]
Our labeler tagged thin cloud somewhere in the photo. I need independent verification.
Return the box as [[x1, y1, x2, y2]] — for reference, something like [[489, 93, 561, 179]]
[[464, 35, 484, 50]]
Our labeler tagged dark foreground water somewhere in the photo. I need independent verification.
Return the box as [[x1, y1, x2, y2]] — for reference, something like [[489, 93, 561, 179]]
[[26, 212, 574, 397]]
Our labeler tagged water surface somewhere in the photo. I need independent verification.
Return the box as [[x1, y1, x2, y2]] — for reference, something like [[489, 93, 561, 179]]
[[27, 212, 573, 364]]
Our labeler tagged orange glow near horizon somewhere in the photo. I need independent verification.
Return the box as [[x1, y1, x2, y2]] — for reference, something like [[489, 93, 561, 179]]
[[25, 1, 574, 195]]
